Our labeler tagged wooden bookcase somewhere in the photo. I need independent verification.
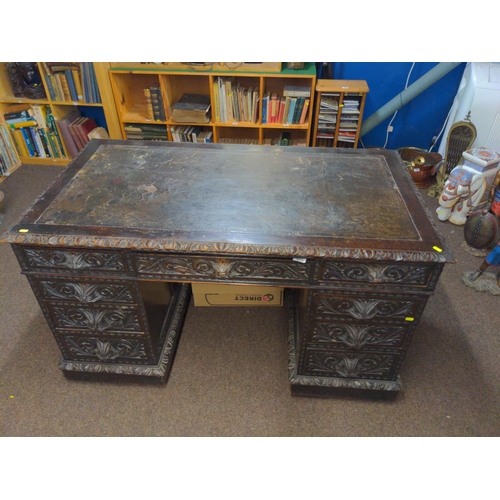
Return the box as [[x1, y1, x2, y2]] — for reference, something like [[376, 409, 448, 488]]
[[108, 63, 317, 146], [312, 79, 369, 148], [0, 62, 121, 175]]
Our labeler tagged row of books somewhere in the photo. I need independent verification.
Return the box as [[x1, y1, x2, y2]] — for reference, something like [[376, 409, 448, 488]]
[[262, 94, 309, 125], [171, 126, 212, 143], [0, 124, 19, 175], [317, 92, 361, 144], [213, 78, 259, 123], [4, 104, 67, 159], [41, 62, 101, 104], [263, 138, 307, 146], [144, 86, 166, 121], [124, 124, 168, 141], [316, 138, 356, 149], [217, 138, 259, 145], [55, 109, 102, 156]]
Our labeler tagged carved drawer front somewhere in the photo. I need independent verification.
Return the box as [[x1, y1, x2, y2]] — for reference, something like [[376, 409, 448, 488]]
[[311, 291, 427, 325], [19, 246, 128, 274], [317, 260, 438, 290], [300, 348, 402, 380], [55, 332, 152, 365], [133, 253, 313, 284], [33, 277, 137, 305], [44, 303, 144, 335], [307, 320, 411, 351]]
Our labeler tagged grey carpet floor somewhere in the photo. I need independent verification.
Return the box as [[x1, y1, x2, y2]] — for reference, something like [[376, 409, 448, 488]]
[[1, 164, 499, 437]]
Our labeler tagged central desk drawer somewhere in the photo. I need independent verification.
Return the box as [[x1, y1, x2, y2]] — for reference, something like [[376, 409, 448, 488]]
[[133, 253, 313, 284]]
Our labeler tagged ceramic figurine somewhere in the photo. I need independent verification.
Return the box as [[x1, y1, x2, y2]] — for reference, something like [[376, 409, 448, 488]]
[[437, 147, 500, 225]]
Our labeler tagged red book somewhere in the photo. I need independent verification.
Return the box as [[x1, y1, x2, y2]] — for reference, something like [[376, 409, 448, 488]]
[[77, 117, 97, 145], [270, 93, 278, 123], [277, 97, 286, 123], [299, 99, 310, 124], [68, 117, 86, 151]]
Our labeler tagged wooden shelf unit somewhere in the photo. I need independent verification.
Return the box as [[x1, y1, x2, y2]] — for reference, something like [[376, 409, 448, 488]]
[[312, 79, 369, 149], [109, 63, 317, 146], [0, 62, 121, 173]]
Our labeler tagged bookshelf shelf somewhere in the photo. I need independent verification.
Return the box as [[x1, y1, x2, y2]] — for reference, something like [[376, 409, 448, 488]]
[[109, 64, 317, 146], [0, 62, 121, 176], [312, 79, 369, 149]]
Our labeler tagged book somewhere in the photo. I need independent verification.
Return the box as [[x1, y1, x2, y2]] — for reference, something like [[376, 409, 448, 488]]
[[299, 99, 310, 124], [149, 86, 166, 121], [55, 109, 81, 157], [75, 117, 97, 146], [72, 68, 84, 102], [68, 116, 86, 150], [213, 81, 221, 122], [87, 127, 110, 140], [144, 87, 155, 120], [286, 98, 297, 124], [65, 70, 78, 101], [262, 93, 269, 124], [46, 107, 66, 158], [283, 86, 311, 98], [11, 129, 29, 157], [292, 97, 304, 124], [31, 105, 48, 129], [172, 93, 211, 123]]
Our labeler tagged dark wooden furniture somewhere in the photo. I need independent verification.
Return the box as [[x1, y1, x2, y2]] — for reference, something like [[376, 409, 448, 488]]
[[1, 140, 451, 397]]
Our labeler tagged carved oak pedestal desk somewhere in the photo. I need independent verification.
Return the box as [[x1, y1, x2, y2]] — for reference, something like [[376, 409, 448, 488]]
[[2, 140, 451, 397]]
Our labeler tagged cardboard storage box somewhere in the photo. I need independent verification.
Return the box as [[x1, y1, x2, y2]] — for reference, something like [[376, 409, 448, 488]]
[[192, 283, 284, 307]]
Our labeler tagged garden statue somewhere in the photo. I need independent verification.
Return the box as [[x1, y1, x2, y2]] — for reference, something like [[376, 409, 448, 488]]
[[436, 147, 500, 225]]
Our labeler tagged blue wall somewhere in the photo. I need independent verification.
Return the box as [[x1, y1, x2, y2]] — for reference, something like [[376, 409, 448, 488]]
[[319, 62, 467, 151]]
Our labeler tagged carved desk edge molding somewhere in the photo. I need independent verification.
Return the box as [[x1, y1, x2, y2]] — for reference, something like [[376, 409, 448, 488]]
[[2, 233, 452, 264]]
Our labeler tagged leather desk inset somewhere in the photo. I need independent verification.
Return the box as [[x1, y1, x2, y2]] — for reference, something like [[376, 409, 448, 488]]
[[2, 140, 451, 397]]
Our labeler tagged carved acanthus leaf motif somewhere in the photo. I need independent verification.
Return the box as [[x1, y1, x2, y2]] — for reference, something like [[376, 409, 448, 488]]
[[53, 307, 141, 333], [317, 297, 415, 320], [41, 281, 133, 303], [136, 255, 308, 281], [307, 352, 394, 378], [25, 248, 124, 270], [65, 337, 147, 361], [311, 323, 406, 349], [322, 262, 430, 284]]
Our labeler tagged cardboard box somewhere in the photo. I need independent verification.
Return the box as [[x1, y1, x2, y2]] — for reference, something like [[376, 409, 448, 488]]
[[192, 283, 284, 307]]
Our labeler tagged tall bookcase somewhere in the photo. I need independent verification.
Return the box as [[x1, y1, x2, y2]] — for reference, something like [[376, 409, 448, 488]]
[[108, 63, 317, 146], [312, 79, 369, 148], [0, 62, 121, 174]]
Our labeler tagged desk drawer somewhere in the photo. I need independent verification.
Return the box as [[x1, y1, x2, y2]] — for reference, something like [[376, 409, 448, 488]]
[[45, 303, 144, 335], [133, 253, 313, 284], [310, 290, 427, 324], [18, 246, 128, 274], [300, 348, 402, 380], [307, 321, 410, 350], [56, 332, 151, 365], [317, 260, 441, 291], [32, 277, 137, 305]]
